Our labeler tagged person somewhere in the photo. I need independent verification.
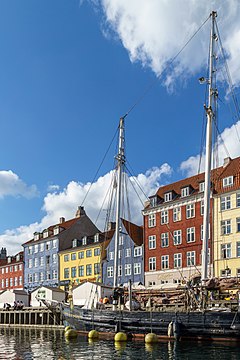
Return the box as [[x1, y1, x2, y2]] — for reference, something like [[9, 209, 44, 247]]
[[13, 301, 17, 310]]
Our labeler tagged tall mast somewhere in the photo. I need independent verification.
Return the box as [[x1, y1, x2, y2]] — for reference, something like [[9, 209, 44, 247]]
[[113, 116, 126, 289], [201, 11, 217, 283]]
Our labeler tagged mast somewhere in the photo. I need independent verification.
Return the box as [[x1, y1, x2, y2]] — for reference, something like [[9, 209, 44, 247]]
[[113, 116, 126, 290], [201, 11, 217, 283]]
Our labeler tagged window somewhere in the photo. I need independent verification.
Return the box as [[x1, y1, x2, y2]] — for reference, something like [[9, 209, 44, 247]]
[[34, 258, 38, 267], [72, 239, 77, 248], [173, 230, 182, 245], [78, 251, 84, 259], [221, 243, 231, 259], [52, 270, 57, 279], [237, 242, 240, 257], [64, 254, 69, 262], [118, 250, 122, 259], [236, 218, 240, 233], [40, 243, 44, 252], [181, 187, 189, 197], [10, 278, 13, 287], [34, 244, 38, 253], [82, 236, 87, 245], [53, 227, 59, 235], [119, 235, 124, 245], [34, 232, 40, 241], [94, 248, 100, 256], [28, 246, 33, 255], [71, 253, 77, 261], [173, 207, 181, 222], [14, 265, 18, 272], [161, 255, 169, 269], [46, 271, 51, 280], [150, 196, 158, 207], [174, 253, 182, 268], [10, 266, 13, 272], [86, 250, 92, 258], [149, 257, 156, 271], [6, 267, 8, 273], [223, 176, 233, 187], [46, 241, 51, 250], [221, 220, 231, 235], [187, 251, 196, 266], [5, 279, 9, 287], [39, 257, 44, 266], [148, 214, 156, 227], [148, 235, 156, 249], [94, 263, 100, 275], [14, 277, 18, 286], [186, 204, 195, 218], [19, 276, 22, 285], [71, 267, 77, 278], [43, 230, 49, 238], [29, 259, 33, 268], [46, 255, 50, 266], [134, 246, 142, 257], [107, 266, 113, 277], [237, 193, 240, 207], [118, 265, 122, 277], [199, 182, 205, 192], [161, 210, 168, 224], [39, 273, 44, 281], [86, 264, 92, 276], [134, 263, 141, 275], [1, 268, 4, 275], [200, 200, 204, 216], [19, 264, 22, 271], [94, 234, 99, 243], [52, 254, 57, 263], [221, 195, 231, 211], [34, 273, 38, 283], [187, 227, 195, 242], [78, 265, 84, 277], [109, 251, 114, 260], [164, 192, 172, 202], [1, 279, 4, 288], [221, 268, 231, 277], [125, 264, 131, 276], [148, 281, 156, 286], [125, 248, 131, 257], [161, 232, 169, 247]]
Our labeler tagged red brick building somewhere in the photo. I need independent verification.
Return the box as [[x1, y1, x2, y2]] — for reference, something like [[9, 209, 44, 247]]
[[143, 172, 213, 287], [0, 251, 24, 290]]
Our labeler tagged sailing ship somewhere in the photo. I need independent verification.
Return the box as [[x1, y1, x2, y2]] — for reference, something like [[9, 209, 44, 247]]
[[62, 11, 240, 340]]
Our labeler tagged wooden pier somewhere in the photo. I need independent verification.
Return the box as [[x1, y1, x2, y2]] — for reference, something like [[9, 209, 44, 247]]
[[0, 307, 63, 328]]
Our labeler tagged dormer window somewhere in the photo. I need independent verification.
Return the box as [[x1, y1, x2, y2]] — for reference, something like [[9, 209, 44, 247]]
[[199, 182, 205, 193], [82, 236, 87, 245], [7, 257, 11, 263], [72, 239, 77, 248], [34, 232, 40, 241], [53, 226, 59, 235], [94, 234, 99, 243], [164, 192, 172, 202], [16, 254, 20, 262], [181, 187, 189, 198], [43, 230, 49, 239], [223, 176, 233, 187]]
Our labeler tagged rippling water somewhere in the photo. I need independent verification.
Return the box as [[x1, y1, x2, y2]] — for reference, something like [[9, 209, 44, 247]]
[[0, 328, 240, 360]]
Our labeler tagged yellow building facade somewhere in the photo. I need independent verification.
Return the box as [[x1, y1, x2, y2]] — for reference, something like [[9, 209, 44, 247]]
[[59, 239, 106, 286], [213, 185, 240, 278]]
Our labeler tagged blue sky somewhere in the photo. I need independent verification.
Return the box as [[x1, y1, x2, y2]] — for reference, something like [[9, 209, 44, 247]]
[[0, 0, 240, 254]]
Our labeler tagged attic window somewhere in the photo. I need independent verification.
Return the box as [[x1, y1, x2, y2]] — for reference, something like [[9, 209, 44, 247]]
[[164, 192, 172, 202], [181, 187, 189, 197], [223, 176, 233, 187], [72, 239, 77, 248], [43, 230, 49, 238], [199, 182, 205, 193], [82, 236, 87, 245], [94, 234, 99, 242], [34, 232, 40, 241], [150, 196, 157, 207], [7, 257, 11, 263], [53, 226, 59, 235], [16, 254, 20, 262]]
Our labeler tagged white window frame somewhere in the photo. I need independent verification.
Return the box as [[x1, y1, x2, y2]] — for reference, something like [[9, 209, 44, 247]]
[[109, 251, 114, 260], [173, 207, 181, 222], [221, 243, 231, 259], [173, 230, 182, 245], [187, 227, 195, 243], [148, 235, 156, 249], [161, 255, 169, 269], [125, 248, 131, 257], [221, 195, 231, 211], [186, 204, 195, 219], [223, 176, 233, 187], [221, 219, 231, 235], [161, 232, 169, 247], [134, 246, 142, 257], [187, 251, 196, 266], [134, 263, 141, 275], [181, 187, 189, 197], [199, 182, 205, 193], [161, 210, 168, 224], [174, 253, 182, 268], [164, 192, 172, 202], [125, 263, 131, 276], [148, 213, 156, 228], [149, 257, 156, 271]]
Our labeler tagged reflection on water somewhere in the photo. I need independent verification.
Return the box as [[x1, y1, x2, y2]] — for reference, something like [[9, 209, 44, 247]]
[[0, 328, 240, 359]]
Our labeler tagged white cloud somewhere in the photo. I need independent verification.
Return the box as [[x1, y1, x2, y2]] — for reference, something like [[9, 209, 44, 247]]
[[47, 184, 60, 192], [0, 164, 171, 255], [180, 120, 240, 176], [0, 170, 38, 199], [98, 0, 240, 87]]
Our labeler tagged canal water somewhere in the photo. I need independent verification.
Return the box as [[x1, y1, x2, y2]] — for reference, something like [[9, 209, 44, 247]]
[[0, 328, 240, 359]]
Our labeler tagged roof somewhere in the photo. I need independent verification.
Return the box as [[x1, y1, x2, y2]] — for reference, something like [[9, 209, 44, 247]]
[[121, 218, 143, 246], [73, 280, 112, 290], [30, 286, 65, 293]]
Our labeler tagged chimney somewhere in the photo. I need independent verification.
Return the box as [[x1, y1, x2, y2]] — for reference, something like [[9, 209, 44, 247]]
[[75, 206, 86, 218], [59, 217, 65, 224], [223, 157, 231, 168]]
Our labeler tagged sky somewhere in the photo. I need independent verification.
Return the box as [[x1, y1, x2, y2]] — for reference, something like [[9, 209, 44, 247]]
[[0, 0, 240, 255]]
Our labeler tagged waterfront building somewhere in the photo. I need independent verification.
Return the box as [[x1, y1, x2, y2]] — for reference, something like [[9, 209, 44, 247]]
[[0, 251, 24, 291], [0, 289, 29, 308], [143, 171, 213, 286], [103, 219, 144, 287], [59, 230, 111, 288], [212, 157, 240, 278], [30, 285, 65, 307], [22, 206, 99, 292], [72, 281, 112, 307]]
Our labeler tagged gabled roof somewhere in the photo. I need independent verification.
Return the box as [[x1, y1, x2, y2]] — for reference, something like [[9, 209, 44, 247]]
[[121, 218, 143, 246], [30, 285, 65, 293]]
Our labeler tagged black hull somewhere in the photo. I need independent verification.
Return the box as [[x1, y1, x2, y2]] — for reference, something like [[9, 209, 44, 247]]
[[62, 306, 240, 341]]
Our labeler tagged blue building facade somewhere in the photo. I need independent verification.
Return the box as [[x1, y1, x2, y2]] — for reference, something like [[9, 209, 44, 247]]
[[102, 219, 144, 287], [23, 207, 99, 292]]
